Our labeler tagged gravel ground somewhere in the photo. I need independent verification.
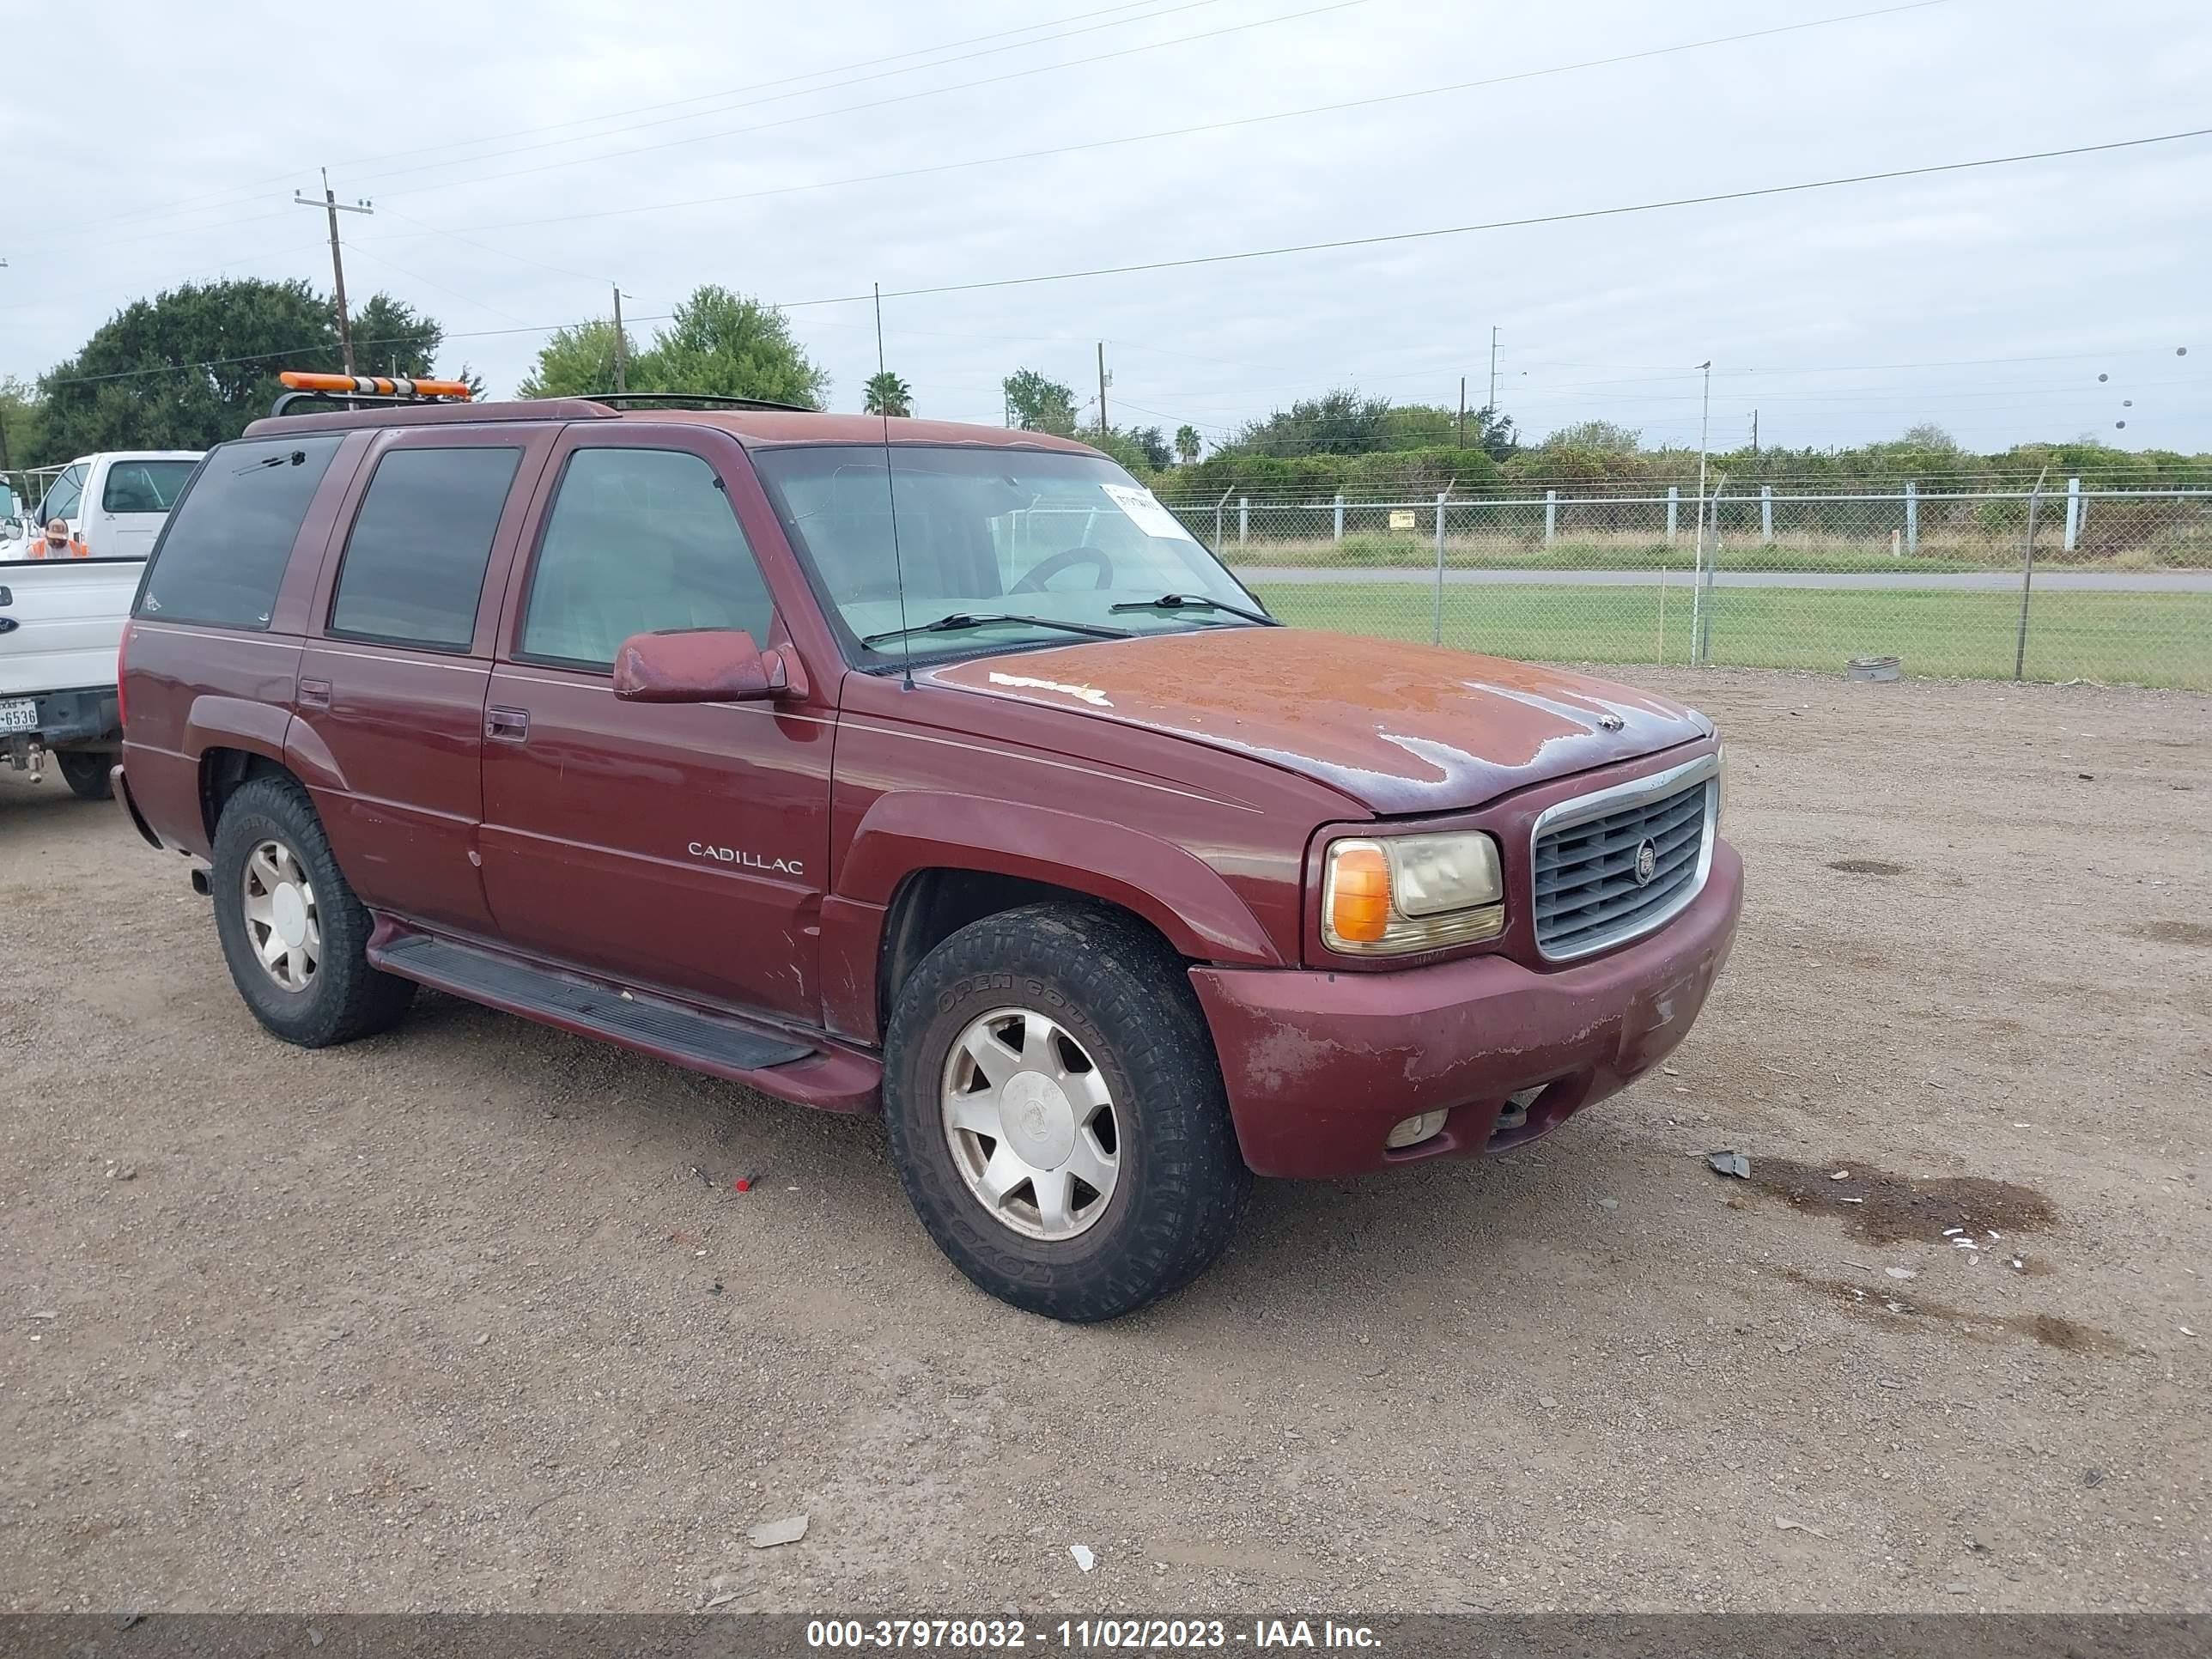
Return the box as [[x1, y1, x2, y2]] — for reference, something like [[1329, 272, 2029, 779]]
[[2, 670, 2207, 1614]]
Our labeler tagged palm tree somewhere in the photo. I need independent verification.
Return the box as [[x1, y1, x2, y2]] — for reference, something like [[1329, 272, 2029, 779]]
[[1174, 424, 1201, 465], [864, 371, 913, 417]]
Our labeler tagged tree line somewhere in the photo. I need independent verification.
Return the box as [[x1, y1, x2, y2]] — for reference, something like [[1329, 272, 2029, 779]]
[[8, 283, 2203, 505]]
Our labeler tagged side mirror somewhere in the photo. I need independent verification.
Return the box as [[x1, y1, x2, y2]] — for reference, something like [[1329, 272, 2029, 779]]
[[611, 628, 801, 704]]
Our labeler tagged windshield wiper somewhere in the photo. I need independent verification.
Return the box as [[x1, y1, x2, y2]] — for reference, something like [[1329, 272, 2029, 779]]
[[860, 611, 1133, 648], [1107, 592, 1279, 627]]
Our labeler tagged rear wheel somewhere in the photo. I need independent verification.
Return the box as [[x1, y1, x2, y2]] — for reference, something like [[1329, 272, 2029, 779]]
[[882, 902, 1249, 1321], [56, 751, 112, 800], [210, 776, 415, 1048]]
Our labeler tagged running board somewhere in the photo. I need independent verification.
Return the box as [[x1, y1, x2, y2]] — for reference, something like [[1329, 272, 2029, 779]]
[[374, 932, 817, 1077]]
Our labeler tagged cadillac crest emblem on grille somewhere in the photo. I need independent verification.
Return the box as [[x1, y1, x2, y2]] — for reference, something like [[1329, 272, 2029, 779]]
[[1633, 838, 1659, 885]]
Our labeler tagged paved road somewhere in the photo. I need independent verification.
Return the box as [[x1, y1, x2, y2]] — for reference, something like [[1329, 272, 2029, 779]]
[[1234, 565, 2212, 592]]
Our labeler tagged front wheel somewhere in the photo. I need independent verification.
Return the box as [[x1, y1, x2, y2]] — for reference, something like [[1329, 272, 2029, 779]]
[[882, 902, 1249, 1322]]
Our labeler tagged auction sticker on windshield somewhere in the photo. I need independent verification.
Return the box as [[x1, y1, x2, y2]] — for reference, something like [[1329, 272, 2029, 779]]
[[1102, 483, 1195, 541]]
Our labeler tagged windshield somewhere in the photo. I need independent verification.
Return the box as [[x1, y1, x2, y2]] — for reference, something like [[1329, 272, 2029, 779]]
[[751, 445, 1267, 665], [102, 459, 198, 514]]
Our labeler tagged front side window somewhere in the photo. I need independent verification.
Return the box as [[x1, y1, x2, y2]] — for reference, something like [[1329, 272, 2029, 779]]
[[520, 447, 774, 670], [329, 447, 523, 650], [750, 446, 1266, 665], [137, 436, 343, 629], [102, 459, 199, 514], [40, 465, 87, 524]]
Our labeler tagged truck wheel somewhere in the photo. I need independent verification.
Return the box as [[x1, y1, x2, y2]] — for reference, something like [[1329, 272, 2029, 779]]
[[882, 902, 1249, 1322], [210, 776, 415, 1048], [56, 751, 113, 800]]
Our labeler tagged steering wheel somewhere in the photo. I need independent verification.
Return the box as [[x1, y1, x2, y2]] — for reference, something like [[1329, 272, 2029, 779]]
[[1012, 544, 1115, 593]]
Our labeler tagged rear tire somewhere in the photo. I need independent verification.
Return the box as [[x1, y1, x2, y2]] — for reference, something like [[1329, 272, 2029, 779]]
[[56, 751, 112, 800], [882, 902, 1249, 1322], [210, 776, 415, 1048]]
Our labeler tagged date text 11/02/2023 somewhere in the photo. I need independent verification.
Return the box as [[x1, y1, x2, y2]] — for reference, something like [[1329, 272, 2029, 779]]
[[804, 1619, 1382, 1649]]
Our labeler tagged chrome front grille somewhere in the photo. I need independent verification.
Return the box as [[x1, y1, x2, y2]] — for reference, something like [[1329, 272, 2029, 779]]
[[1532, 756, 1718, 961]]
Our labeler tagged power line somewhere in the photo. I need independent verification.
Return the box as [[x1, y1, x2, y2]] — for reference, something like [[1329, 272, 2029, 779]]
[[347, 0, 1240, 193], [374, 0, 1368, 204], [38, 128, 2208, 395], [390, 0, 1951, 240], [774, 125, 2212, 308], [98, 0, 1364, 251], [72, 0, 1212, 236]]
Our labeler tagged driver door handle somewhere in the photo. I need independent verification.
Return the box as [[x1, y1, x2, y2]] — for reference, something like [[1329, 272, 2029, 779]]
[[486, 706, 530, 743]]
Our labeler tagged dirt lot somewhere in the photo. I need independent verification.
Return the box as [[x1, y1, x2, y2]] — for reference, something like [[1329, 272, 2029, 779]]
[[3, 670, 2208, 1614]]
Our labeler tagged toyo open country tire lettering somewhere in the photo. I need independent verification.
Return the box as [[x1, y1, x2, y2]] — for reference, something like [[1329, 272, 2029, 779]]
[[210, 777, 415, 1048], [882, 902, 1249, 1321]]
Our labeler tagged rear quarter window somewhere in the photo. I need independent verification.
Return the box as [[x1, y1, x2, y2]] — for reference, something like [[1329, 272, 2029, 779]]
[[137, 437, 343, 629]]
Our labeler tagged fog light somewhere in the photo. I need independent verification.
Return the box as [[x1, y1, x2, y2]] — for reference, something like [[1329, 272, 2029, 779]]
[[1385, 1109, 1449, 1150]]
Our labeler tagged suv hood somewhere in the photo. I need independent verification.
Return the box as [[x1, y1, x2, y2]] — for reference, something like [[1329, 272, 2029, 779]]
[[927, 627, 1711, 815]]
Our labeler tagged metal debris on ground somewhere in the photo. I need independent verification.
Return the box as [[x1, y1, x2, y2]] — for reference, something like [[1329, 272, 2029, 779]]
[[749, 1514, 809, 1549], [1830, 1170, 1850, 1181], [1774, 1516, 1827, 1537], [1707, 1151, 1751, 1179], [1068, 1545, 1097, 1572]]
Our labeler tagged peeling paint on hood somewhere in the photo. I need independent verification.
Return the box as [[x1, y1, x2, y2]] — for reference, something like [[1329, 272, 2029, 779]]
[[930, 628, 1711, 814]]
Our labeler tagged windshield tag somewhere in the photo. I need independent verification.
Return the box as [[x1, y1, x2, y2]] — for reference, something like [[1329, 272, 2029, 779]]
[[1100, 483, 1194, 542]]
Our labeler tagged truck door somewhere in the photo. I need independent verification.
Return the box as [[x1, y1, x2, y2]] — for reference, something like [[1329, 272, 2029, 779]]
[[477, 426, 833, 1024], [294, 424, 554, 936]]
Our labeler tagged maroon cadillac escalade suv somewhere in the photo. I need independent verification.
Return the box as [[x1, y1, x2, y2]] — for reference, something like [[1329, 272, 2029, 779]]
[[114, 389, 1741, 1321]]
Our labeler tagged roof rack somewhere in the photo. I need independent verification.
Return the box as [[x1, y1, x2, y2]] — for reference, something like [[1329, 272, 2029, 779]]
[[270, 371, 474, 417], [580, 392, 815, 414]]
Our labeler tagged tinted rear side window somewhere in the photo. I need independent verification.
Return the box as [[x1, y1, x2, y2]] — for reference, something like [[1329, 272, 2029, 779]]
[[138, 437, 343, 629], [329, 447, 523, 650]]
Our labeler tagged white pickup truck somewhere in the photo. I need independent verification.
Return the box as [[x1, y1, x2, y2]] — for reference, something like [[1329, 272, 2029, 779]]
[[2, 451, 204, 798]]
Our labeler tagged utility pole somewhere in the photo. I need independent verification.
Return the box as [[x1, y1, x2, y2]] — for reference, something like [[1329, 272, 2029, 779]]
[[1487, 325, 1499, 413], [294, 170, 373, 375], [1456, 375, 1468, 447], [1750, 409, 1759, 454], [874, 283, 887, 378], [1096, 342, 1109, 437], [611, 285, 629, 392]]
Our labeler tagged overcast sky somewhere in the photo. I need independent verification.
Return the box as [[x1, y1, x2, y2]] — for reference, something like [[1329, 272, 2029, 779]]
[[3, 0, 2208, 459]]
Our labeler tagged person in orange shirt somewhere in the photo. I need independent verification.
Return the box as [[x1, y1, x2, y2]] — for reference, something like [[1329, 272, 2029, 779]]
[[33, 518, 89, 558]]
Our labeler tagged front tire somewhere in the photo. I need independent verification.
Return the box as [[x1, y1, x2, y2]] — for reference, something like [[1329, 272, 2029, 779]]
[[56, 750, 112, 800], [210, 776, 415, 1048], [882, 902, 1249, 1321]]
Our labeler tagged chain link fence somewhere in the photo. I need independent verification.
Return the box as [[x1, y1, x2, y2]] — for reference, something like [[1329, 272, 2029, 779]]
[[1159, 481, 2212, 691]]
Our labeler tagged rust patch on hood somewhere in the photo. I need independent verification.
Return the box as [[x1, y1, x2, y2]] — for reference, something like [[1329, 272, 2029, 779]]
[[927, 628, 1709, 813]]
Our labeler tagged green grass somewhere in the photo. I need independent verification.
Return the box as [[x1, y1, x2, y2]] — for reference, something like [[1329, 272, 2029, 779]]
[[1251, 581, 2212, 691], [1228, 536, 2003, 574]]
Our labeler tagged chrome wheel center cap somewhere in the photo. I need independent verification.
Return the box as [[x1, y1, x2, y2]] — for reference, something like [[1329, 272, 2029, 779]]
[[999, 1071, 1076, 1169], [270, 883, 310, 949]]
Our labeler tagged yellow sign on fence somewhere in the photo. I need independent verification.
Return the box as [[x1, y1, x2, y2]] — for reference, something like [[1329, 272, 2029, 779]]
[[1388, 508, 1417, 531]]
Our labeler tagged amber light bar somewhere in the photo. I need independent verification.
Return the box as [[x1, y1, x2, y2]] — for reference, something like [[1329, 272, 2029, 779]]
[[277, 370, 472, 400]]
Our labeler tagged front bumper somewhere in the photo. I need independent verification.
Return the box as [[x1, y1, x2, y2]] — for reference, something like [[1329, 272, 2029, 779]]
[[1191, 838, 1742, 1177]]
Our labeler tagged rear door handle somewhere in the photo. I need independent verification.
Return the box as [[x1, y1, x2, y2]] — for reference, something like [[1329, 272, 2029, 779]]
[[297, 678, 331, 710], [486, 705, 530, 742]]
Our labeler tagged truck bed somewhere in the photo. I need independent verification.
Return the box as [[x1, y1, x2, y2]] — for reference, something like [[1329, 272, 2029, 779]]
[[0, 558, 142, 700]]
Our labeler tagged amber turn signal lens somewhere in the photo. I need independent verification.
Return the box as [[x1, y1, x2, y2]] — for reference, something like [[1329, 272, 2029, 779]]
[[1325, 841, 1392, 945]]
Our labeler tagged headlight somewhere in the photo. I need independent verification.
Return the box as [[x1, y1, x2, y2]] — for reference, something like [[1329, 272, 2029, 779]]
[[1322, 831, 1505, 955]]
